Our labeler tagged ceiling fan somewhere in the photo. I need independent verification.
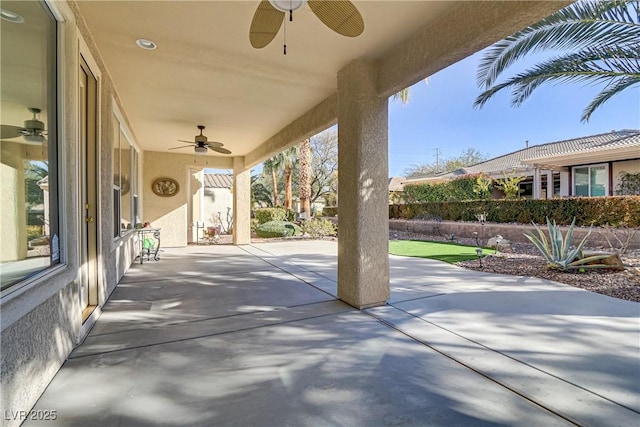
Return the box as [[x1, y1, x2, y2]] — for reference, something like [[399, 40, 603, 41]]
[[1, 107, 47, 144], [249, 0, 364, 53], [169, 125, 232, 155]]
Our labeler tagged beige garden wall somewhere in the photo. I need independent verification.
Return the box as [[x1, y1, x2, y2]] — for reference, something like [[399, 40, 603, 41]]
[[142, 151, 233, 247], [390, 219, 640, 250]]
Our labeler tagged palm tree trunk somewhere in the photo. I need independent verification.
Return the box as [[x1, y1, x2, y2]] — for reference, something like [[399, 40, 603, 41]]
[[271, 169, 279, 206], [284, 165, 292, 209], [298, 139, 311, 218]]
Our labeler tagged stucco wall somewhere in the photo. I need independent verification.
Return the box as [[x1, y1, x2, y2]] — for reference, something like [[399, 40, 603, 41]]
[[612, 159, 640, 195], [1, 285, 77, 423], [142, 151, 232, 247], [203, 188, 233, 228]]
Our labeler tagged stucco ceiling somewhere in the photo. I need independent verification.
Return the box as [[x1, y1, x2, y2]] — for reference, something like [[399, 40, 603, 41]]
[[73, 1, 568, 161]]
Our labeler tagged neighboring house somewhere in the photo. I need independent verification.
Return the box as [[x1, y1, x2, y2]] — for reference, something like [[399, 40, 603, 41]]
[[402, 130, 640, 199], [202, 173, 233, 230], [388, 176, 406, 203]]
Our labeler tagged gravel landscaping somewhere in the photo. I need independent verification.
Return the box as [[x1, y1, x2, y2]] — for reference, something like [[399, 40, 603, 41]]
[[390, 230, 640, 303]]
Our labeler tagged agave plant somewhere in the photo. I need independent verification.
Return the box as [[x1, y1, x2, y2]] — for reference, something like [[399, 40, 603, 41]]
[[524, 218, 611, 271]]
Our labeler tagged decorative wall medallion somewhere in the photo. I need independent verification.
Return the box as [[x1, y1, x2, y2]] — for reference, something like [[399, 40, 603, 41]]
[[152, 177, 179, 197]]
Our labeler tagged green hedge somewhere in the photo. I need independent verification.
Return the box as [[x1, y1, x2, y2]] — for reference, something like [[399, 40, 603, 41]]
[[322, 206, 338, 217], [389, 196, 640, 227], [255, 221, 302, 238], [254, 208, 295, 225], [403, 176, 480, 203]]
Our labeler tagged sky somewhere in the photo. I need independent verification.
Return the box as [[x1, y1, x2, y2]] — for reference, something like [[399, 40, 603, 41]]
[[388, 50, 640, 177]]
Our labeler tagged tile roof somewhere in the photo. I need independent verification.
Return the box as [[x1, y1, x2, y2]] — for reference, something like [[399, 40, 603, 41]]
[[204, 173, 233, 188], [465, 130, 639, 174], [431, 129, 640, 179], [389, 176, 406, 191]]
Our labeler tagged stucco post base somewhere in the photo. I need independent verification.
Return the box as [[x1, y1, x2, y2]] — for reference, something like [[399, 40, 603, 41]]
[[336, 59, 390, 309], [232, 157, 251, 245]]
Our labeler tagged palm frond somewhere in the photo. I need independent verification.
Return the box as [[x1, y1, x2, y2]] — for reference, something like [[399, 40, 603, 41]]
[[582, 75, 640, 121], [392, 88, 410, 105], [475, 44, 640, 110], [477, 0, 640, 88]]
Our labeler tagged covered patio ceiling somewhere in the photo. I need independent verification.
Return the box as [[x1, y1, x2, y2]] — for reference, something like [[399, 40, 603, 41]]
[[74, 1, 570, 166]]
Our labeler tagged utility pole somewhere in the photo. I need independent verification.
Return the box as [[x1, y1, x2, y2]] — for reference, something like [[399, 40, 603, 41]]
[[434, 148, 441, 173]]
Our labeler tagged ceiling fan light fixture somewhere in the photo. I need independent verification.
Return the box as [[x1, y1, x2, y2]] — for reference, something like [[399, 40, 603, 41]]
[[24, 134, 45, 144], [136, 38, 157, 50], [268, 0, 305, 13], [194, 146, 208, 154], [1, 9, 24, 23]]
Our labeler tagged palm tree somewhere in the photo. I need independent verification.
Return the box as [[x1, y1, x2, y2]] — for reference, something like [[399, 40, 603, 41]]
[[475, 0, 640, 122], [281, 146, 298, 210], [298, 139, 312, 218], [251, 174, 273, 208], [263, 155, 283, 206]]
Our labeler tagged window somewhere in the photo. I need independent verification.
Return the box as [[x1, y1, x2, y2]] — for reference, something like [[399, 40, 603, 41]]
[[573, 164, 608, 197], [1, 1, 59, 291], [112, 111, 139, 237]]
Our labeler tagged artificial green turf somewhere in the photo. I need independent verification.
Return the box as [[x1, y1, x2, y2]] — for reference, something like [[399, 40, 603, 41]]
[[389, 240, 495, 263]]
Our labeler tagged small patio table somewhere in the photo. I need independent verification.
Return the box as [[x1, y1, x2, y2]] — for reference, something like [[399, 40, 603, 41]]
[[137, 228, 161, 264]]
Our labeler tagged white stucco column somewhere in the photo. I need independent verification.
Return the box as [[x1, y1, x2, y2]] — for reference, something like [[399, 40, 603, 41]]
[[560, 171, 570, 197], [546, 171, 554, 199], [232, 157, 251, 245], [533, 167, 541, 199], [336, 59, 389, 309], [0, 145, 28, 261]]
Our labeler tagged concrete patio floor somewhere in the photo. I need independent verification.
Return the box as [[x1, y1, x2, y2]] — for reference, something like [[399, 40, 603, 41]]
[[30, 241, 639, 426]]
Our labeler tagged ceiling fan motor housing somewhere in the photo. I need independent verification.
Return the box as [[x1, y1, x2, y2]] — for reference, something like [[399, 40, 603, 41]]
[[23, 118, 45, 134]]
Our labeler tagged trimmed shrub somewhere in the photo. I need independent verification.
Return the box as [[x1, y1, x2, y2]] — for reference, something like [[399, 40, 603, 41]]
[[389, 196, 640, 227], [255, 221, 302, 238], [302, 218, 337, 237], [322, 206, 338, 217], [255, 208, 295, 225]]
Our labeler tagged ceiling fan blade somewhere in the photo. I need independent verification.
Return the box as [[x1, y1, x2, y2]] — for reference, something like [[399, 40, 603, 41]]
[[177, 139, 197, 144], [250, 0, 285, 48], [1, 124, 24, 139], [210, 146, 232, 155], [308, 0, 364, 37], [0, 135, 47, 145], [169, 145, 194, 150], [207, 141, 224, 147]]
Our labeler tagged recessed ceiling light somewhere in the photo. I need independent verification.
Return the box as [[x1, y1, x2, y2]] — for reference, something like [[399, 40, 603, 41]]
[[136, 38, 157, 50], [1, 9, 24, 23]]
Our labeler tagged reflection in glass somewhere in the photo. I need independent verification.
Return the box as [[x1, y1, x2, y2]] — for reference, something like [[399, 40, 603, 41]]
[[1, 1, 58, 290]]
